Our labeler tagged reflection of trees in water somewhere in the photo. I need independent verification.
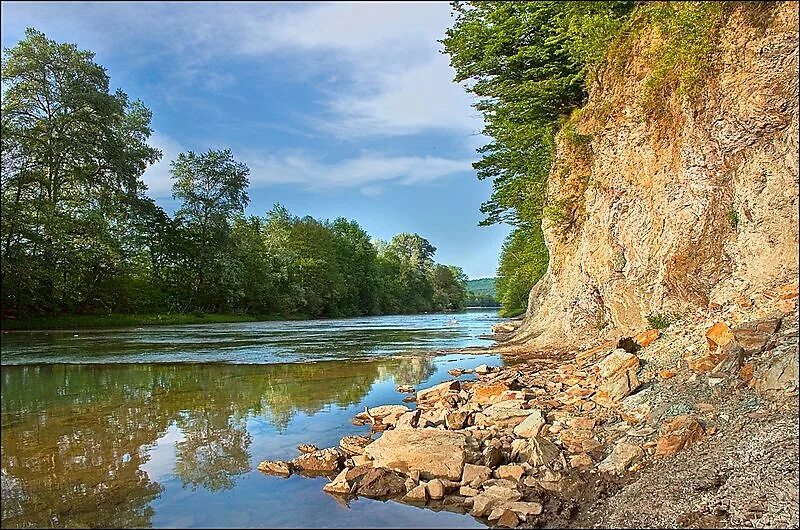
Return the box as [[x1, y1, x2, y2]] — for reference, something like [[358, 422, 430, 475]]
[[377, 355, 437, 387], [0, 356, 437, 526], [174, 412, 252, 492]]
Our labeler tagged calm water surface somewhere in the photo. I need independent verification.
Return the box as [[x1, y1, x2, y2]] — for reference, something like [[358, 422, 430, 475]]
[[1, 309, 503, 528]]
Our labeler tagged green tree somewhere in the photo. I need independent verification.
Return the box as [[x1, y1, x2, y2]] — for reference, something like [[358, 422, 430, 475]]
[[170, 149, 250, 311], [1, 28, 161, 316]]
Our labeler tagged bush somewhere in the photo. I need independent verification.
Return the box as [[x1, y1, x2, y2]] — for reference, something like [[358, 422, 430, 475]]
[[646, 312, 673, 330]]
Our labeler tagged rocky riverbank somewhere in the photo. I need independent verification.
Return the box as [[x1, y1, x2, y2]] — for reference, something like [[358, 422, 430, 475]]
[[258, 282, 799, 528]]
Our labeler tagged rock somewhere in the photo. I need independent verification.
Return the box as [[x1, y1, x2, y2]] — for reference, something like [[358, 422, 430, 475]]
[[512, 409, 546, 437], [655, 416, 705, 458], [705, 322, 735, 351], [472, 382, 512, 404], [351, 454, 372, 467], [402, 395, 417, 403], [396, 384, 415, 393], [620, 388, 652, 424], [484, 443, 505, 468], [481, 400, 531, 427], [355, 467, 406, 498], [418, 408, 448, 428], [291, 448, 344, 474], [339, 435, 372, 456], [492, 323, 517, 334], [416, 381, 461, 408], [659, 369, 676, 379], [427, 478, 446, 500], [354, 405, 409, 426], [394, 409, 421, 429], [459, 485, 481, 497], [597, 442, 644, 475], [754, 347, 799, 396], [635, 329, 660, 348], [505, 501, 544, 518], [364, 428, 468, 480], [470, 485, 522, 517], [322, 469, 351, 494], [498, 509, 520, 528], [528, 435, 563, 468], [448, 368, 466, 377], [475, 364, 496, 375], [461, 463, 492, 487], [297, 444, 318, 454], [593, 349, 641, 406], [345, 464, 372, 483], [570, 453, 594, 470], [257, 460, 292, 477], [405, 483, 428, 503], [446, 409, 470, 429], [732, 318, 781, 354], [496, 464, 524, 482]]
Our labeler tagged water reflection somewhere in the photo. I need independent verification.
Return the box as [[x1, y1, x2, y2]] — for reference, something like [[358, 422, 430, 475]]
[[0, 356, 443, 527]]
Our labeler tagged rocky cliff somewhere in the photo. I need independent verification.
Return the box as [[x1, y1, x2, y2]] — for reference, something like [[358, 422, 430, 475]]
[[508, 2, 799, 350]]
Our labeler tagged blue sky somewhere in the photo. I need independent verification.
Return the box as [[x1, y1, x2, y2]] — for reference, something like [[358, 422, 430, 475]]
[[1, 1, 510, 278]]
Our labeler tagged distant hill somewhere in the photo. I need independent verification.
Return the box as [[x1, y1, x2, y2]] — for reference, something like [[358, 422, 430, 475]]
[[465, 277, 499, 307], [466, 277, 496, 296]]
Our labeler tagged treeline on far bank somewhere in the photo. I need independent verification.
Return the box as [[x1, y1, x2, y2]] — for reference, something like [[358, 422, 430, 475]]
[[1, 29, 468, 321]]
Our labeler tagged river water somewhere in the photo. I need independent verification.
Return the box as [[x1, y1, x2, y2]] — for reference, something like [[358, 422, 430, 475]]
[[1, 309, 503, 528]]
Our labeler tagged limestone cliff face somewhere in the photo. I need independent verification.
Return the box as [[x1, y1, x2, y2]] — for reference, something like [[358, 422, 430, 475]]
[[510, 3, 799, 349]]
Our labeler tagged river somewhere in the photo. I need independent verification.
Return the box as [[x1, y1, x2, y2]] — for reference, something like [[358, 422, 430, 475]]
[[1, 309, 503, 528]]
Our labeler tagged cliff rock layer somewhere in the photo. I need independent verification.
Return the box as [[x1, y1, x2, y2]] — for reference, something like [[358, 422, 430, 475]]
[[511, 2, 799, 349]]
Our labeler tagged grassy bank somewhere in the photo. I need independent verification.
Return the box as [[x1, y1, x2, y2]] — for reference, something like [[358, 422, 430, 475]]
[[0, 312, 295, 331]]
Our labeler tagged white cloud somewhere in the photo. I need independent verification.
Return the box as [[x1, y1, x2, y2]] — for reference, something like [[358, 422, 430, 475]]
[[141, 132, 184, 198], [245, 151, 473, 190]]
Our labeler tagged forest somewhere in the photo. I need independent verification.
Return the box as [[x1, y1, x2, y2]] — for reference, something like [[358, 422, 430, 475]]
[[0, 29, 468, 321]]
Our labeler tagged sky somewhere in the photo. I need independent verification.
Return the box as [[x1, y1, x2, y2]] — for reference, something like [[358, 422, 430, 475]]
[[0, 1, 510, 279]]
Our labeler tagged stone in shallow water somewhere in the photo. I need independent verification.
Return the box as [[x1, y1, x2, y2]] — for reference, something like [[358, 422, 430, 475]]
[[364, 428, 468, 481], [257, 460, 291, 477]]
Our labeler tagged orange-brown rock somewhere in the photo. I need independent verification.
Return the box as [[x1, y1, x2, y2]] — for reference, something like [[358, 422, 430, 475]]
[[686, 351, 729, 373], [739, 362, 754, 383], [655, 416, 705, 458], [705, 322, 735, 351], [593, 350, 641, 406], [635, 329, 660, 348], [659, 369, 676, 379], [576, 341, 615, 367], [472, 382, 511, 404]]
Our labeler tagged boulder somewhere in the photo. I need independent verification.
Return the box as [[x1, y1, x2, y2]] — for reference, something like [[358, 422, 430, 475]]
[[404, 483, 428, 503], [257, 460, 292, 477], [470, 485, 522, 517], [593, 349, 641, 406], [297, 444, 318, 453], [597, 442, 644, 475], [496, 464, 524, 482], [754, 347, 799, 396], [416, 381, 461, 408], [705, 322, 735, 351], [481, 400, 531, 428], [427, 478, 446, 500], [475, 364, 495, 375], [339, 435, 372, 456], [655, 416, 705, 458], [354, 405, 409, 426], [354, 467, 406, 498], [512, 409, 546, 437], [569, 453, 594, 470], [497, 509, 519, 528], [394, 409, 421, 429], [364, 428, 468, 480], [291, 448, 344, 474], [461, 463, 492, 487], [505, 501, 544, 519], [322, 468, 351, 494], [459, 485, 481, 497], [396, 384, 416, 393], [492, 323, 517, 334], [472, 382, 512, 404], [484, 443, 505, 468], [445, 409, 470, 430]]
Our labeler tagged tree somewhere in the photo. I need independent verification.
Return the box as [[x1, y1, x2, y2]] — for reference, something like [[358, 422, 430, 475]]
[[430, 265, 468, 311], [1, 28, 161, 315], [170, 149, 249, 311]]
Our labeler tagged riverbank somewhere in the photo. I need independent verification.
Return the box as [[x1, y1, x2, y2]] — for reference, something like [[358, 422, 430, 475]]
[[1, 309, 489, 332], [256, 285, 799, 528]]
